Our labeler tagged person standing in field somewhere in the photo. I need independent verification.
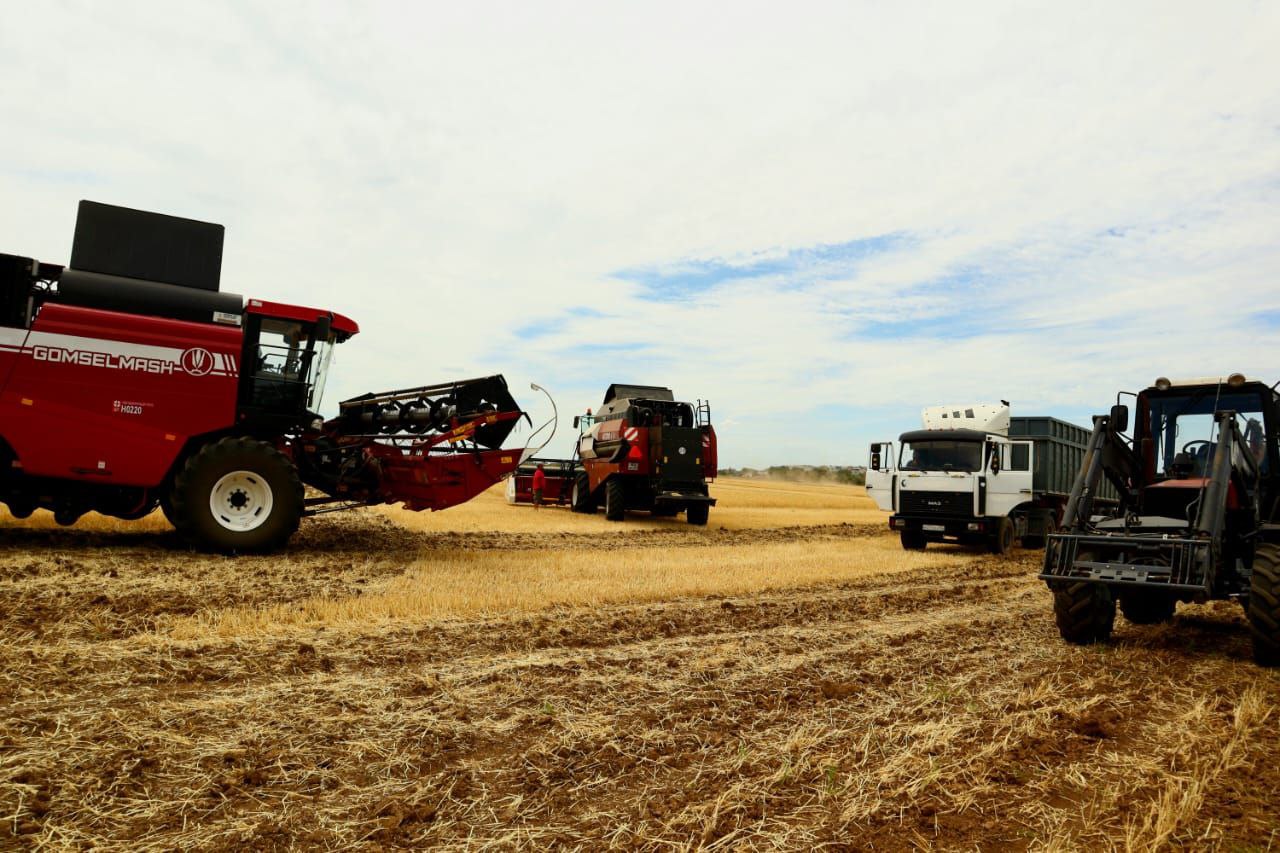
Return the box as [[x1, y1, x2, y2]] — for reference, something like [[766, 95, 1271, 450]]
[[532, 463, 546, 509]]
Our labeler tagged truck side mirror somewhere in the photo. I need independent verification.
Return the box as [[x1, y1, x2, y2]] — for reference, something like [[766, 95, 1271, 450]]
[[989, 443, 1000, 474], [572, 416, 581, 429], [1110, 404, 1129, 434], [870, 444, 881, 470]]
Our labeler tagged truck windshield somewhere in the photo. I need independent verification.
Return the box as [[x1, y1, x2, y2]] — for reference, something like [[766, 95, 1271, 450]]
[[900, 440, 982, 472], [1148, 390, 1268, 476]]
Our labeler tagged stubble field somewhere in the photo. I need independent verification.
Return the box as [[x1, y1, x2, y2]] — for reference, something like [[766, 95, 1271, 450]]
[[1, 478, 1278, 850]]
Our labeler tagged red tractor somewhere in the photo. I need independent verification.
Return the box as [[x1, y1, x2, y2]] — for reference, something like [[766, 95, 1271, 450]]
[[0, 201, 528, 552], [508, 384, 717, 524]]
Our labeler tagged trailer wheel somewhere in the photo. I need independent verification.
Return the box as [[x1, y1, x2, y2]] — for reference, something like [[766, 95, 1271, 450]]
[[1119, 591, 1176, 625], [686, 503, 709, 526], [1021, 512, 1055, 550], [989, 517, 1015, 555], [604, 478, 625, 521], [900, 530, 927, 550], [169, 437, 303, 553], [571, 472, 596, 513], [1052, 570, 1115, 645], [1246, 542, 1280, 666]]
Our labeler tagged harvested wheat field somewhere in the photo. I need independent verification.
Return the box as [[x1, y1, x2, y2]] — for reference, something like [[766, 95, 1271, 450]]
[[2, 477, 1278, 850]]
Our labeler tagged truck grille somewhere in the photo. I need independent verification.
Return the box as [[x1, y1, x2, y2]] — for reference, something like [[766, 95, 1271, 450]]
[[899, 490, 971, 517]]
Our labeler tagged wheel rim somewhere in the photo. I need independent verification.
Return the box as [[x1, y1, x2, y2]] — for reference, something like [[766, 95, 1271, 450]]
[[572, 481, 579, 505], [209, 470, 274, 532]]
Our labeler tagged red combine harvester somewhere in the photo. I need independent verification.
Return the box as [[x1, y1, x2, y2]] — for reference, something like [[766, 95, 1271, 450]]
[[507, 384, 717, 524], [0, 201, 528, 552]]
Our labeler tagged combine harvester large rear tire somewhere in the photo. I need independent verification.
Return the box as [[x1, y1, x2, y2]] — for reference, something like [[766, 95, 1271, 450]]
[[571, 473, 596, 514], [169, 437, 303, 553], [604, 478, 625, 521], [1247, 542, 1280, 666]]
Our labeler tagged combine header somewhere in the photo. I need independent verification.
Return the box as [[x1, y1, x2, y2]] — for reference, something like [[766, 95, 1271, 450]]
[[0, 201, 528, 551], [507, 384, 717, 524]]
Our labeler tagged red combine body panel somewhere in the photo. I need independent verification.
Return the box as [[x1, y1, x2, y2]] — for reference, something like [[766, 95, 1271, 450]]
[[1, 303, 241, 485], [0, 201, 528, 551]]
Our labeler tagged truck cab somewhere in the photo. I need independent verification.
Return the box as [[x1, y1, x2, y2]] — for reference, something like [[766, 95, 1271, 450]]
[[867, 404, 1089, 553]]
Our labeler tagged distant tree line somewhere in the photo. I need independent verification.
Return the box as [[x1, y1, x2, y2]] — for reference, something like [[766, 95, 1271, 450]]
[[718, 465, 866, 486]]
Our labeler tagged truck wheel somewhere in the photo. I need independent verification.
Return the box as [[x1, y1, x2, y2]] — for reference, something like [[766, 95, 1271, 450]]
[[1246, 542, 1280, 666], [169, 437, 303, 553], [990, 517, 1015, 554], [1053, 573, 1115, 645], [900, 530, 927, 550], [571, 472, 596, 513], [686, 503, 709, 526], [604, 478, 625, 521], [1119, 591, 1176, 625]]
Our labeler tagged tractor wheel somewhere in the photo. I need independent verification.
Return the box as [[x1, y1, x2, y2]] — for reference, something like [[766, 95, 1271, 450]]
[[989, 517, 1015, 555], [1246, 542, 1280, 666], [1052, 570, 1115, 645], [570, 472, 595, 513], [900, 529, 927, 550], [1119, 591, 1176, 625], [169, 437, 303, 553], [604, 478, 625, 521], [686, 503, 709, 526]]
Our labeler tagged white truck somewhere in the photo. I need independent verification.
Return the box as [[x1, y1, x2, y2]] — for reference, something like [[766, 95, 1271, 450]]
[[865, 404, 1106, 553]]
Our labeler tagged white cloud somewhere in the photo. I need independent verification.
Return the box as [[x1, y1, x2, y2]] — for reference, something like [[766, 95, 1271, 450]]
[[1, 1, 1278, 467]]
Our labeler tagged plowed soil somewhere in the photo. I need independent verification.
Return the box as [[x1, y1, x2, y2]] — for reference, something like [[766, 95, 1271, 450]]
[[2, 481, 1278, 850]]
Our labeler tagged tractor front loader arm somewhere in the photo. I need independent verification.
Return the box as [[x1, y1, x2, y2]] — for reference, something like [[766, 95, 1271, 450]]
[[1060, 410, 1137, 533], [295, 374, 529, 513]]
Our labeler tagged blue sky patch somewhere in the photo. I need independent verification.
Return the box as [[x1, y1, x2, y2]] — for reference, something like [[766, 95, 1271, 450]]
[[617, 232, 911, 302]]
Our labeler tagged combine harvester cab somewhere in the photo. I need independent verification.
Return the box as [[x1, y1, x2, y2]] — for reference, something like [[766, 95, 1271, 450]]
[[866, 403, 1111, 554], [507, 383, 718, 525], [1039, 374, 1280, 665], [0, 201, 529, 552]]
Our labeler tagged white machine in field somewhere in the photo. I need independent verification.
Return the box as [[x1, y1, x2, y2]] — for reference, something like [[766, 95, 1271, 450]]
[[865, 403, 1097, 554]]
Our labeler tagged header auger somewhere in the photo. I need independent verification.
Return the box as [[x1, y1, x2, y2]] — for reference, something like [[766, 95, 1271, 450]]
[[0, 201, 530, 551]]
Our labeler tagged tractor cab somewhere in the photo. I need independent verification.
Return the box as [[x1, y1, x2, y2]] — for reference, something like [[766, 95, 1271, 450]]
[[238, 299, 358, 429], [1130, 375, 1278, 526]]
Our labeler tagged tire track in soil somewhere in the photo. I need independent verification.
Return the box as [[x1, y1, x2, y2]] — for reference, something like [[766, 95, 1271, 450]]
[[4, 515, 1278, 849]]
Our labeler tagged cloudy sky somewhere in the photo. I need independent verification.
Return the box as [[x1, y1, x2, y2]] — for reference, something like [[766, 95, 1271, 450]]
[[3, 1, 1278, 467]]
